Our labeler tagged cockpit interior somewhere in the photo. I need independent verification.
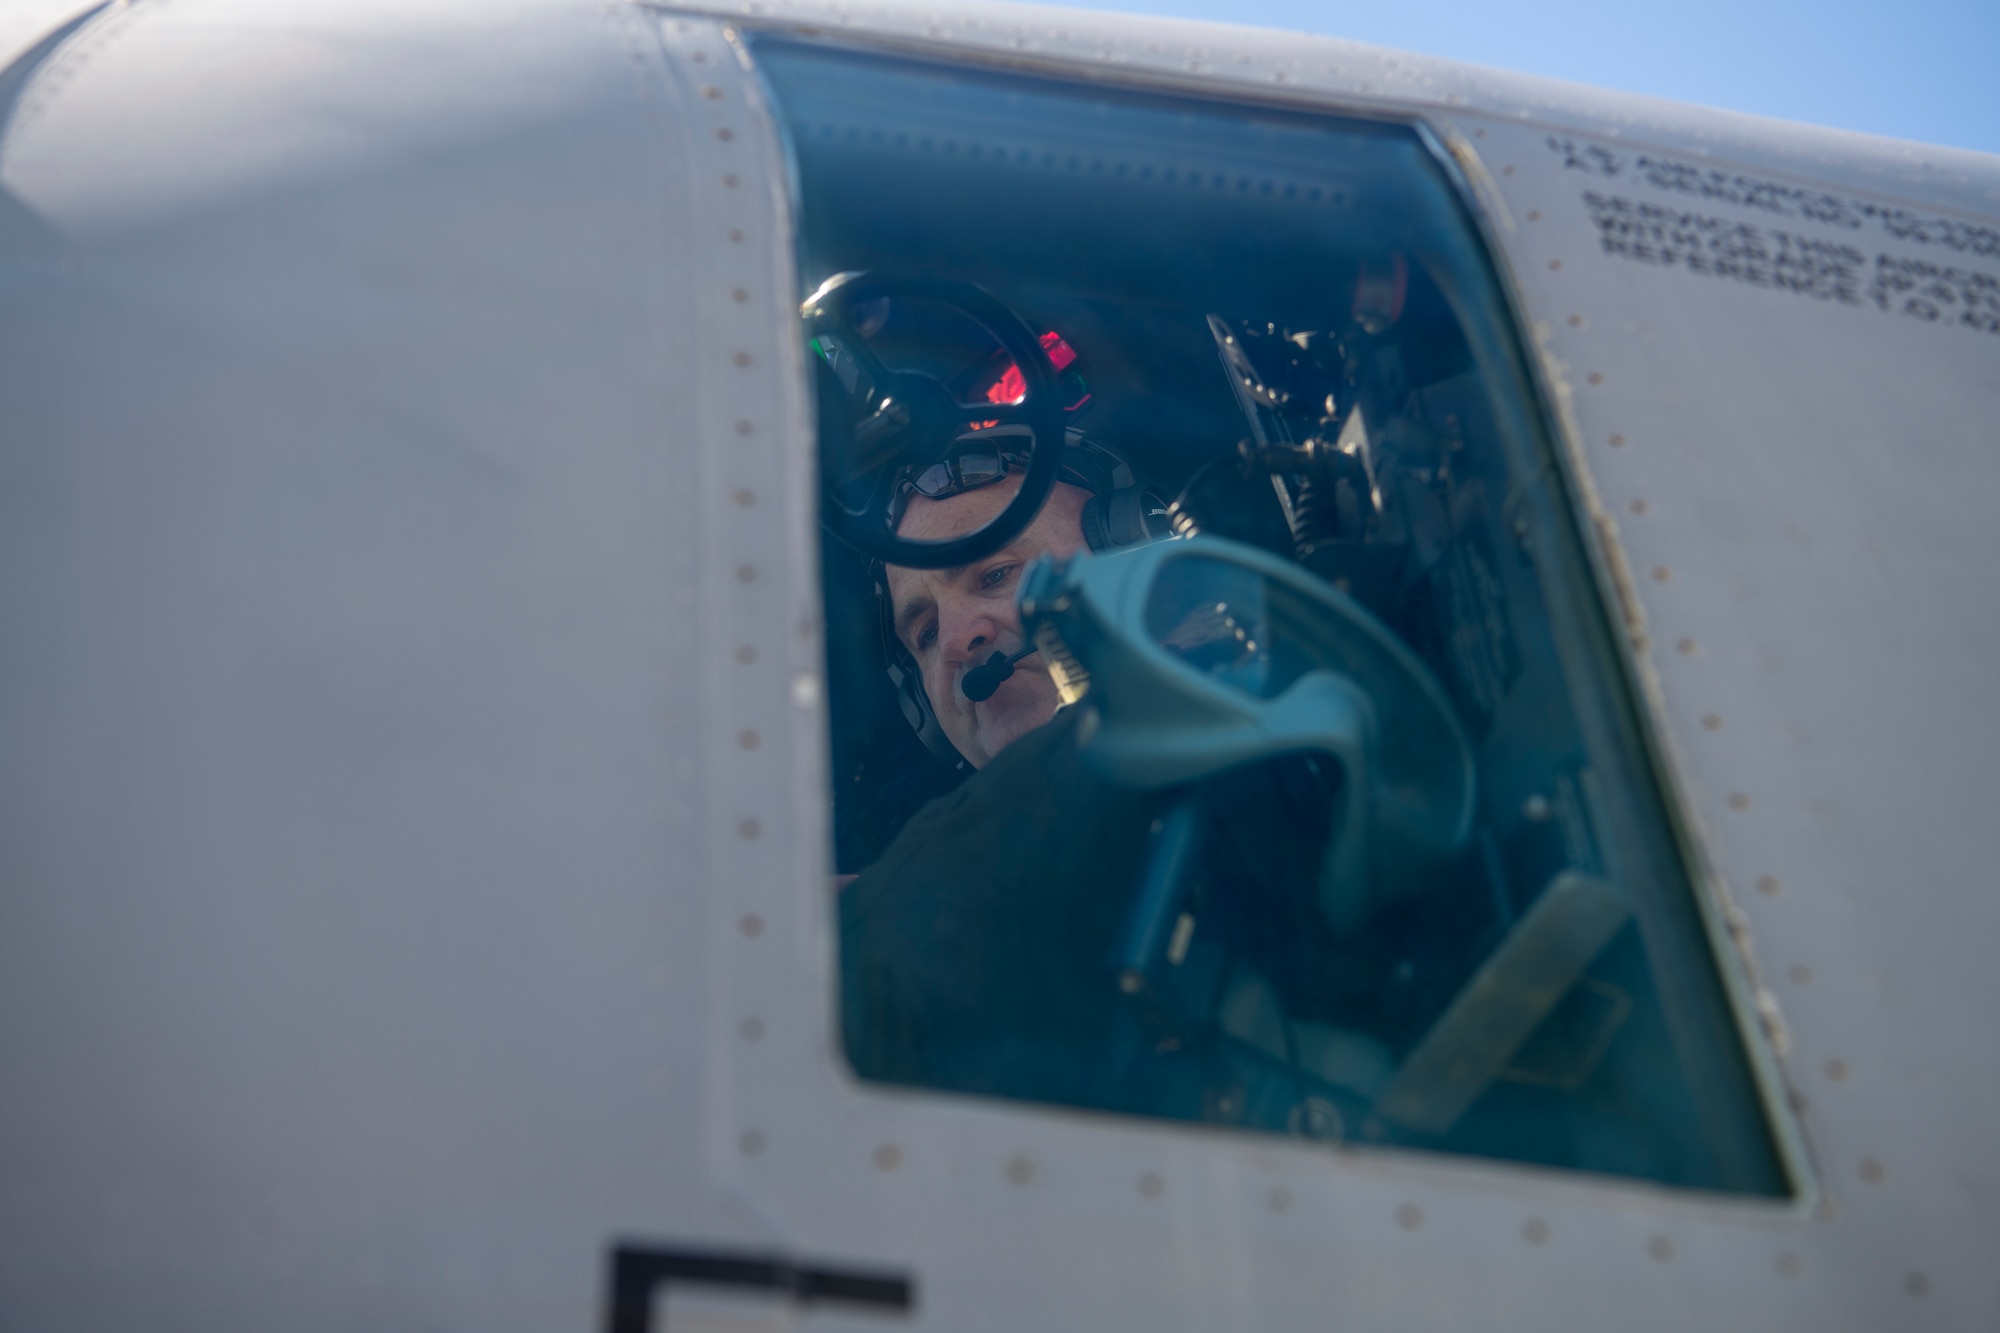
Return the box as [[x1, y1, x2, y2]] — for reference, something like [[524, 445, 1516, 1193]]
[[761, 36, 1790, 1197]]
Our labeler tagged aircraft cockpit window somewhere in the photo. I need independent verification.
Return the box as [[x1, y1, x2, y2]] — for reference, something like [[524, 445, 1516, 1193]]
[[756, 40, 1789, 1196]]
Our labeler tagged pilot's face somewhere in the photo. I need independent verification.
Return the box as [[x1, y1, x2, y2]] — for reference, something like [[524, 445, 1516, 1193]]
[[886, 474, 1092, 768]]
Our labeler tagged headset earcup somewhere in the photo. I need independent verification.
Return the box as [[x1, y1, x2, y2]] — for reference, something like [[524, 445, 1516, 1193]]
[[1079, 493, 1112, 552], [1081, 487, 1172, 552], [1108, 488, 1146, 547], [895, 672, 929, 735], [896, 670, 968, 768]]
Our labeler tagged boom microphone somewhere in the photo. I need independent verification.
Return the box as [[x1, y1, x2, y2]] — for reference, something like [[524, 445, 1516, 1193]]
[[961, 645, 1040, 702]]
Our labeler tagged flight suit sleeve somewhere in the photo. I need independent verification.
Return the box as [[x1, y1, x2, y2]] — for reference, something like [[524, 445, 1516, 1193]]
[[837, 708, 1157, 1108]]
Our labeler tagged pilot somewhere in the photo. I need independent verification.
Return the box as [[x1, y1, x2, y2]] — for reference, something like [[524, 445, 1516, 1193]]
[[880, 427, 1165, 770], [838, 430, 1186, 1104], [846, 429, 1396, 1126], [883, 473, 1081, 768]]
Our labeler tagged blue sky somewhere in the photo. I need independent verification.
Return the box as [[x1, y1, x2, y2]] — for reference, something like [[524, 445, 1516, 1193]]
[[1028, 0, 2000, 157]]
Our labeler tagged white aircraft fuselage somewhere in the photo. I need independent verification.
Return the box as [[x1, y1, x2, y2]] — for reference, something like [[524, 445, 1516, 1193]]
[[1, 1, 1996, 1330]]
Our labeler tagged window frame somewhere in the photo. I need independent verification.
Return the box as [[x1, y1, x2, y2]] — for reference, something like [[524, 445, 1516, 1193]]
[[743, 25, 1810, 1206]]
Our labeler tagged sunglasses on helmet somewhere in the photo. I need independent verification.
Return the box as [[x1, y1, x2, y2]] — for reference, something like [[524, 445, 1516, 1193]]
[[886, 441, 1035, 531]]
